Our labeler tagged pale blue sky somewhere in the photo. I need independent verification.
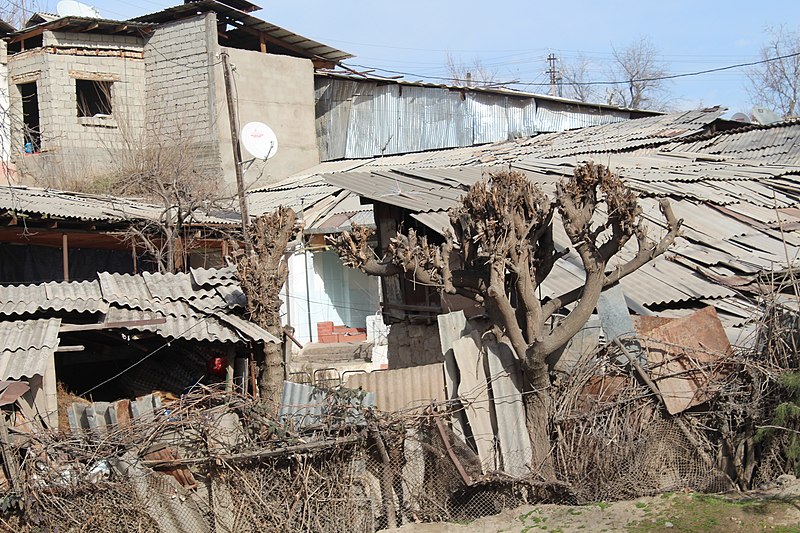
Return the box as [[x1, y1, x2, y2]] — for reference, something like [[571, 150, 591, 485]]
[[44, 1, 800, 114]]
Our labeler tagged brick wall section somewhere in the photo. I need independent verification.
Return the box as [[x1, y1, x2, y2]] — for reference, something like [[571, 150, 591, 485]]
[[387, 322, 444, 369], [45, 31, 143, 51], [143, 13, 223, 181]]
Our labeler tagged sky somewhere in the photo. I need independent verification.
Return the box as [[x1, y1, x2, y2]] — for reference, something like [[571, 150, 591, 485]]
[[33, 0, 800, 115]]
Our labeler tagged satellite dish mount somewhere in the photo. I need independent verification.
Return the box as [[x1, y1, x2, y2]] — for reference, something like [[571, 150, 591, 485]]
[[240, 122, 278, 169]]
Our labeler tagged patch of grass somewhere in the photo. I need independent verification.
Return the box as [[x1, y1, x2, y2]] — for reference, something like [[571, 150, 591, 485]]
[[595, 501, 611, 510], [631, 493, 800, 532]]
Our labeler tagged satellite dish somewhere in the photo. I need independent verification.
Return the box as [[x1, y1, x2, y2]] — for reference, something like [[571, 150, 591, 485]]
[[730, 112, 751, 123], [751, 106, 781, 125], [56, 0, 101, 18], [241, 122, 278, 160]]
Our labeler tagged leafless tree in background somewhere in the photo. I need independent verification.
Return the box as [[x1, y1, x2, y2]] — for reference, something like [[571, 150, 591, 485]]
[[332, 163, 681, 475], [561, 56, 598, 103], [0, 0, 42, 28], [746, 26, 800, 118], [607, 37, 670, 110], [445, 53, 500, 87]]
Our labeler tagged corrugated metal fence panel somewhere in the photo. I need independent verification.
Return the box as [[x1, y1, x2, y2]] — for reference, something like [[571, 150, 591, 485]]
[[344, 363, 446, 413], [279, 381, 376, 428], [316, 79, 355, 161], [346, 82, 381, 159], [318, 78, 544, 160], [534, 98, 630, 132], [468, 92, 511, 145]]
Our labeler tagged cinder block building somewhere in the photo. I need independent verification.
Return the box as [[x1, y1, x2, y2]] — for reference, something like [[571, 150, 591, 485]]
[[3, 0, 350, 192]]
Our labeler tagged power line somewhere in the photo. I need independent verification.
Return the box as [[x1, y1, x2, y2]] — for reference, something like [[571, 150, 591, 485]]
[[344, 50, 800, 89]]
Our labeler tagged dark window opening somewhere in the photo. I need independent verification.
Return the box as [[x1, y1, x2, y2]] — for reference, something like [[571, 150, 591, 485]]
[[76, 79, 112, 117], [18, 82, 40, 153]]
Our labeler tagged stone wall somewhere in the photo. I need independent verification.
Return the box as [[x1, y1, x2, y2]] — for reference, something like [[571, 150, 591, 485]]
[[387, 322, 443, 369]]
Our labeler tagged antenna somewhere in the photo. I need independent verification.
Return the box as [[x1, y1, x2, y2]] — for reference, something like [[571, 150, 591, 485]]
[[56, 0, 102, 18], [240, 121, 278, 161]]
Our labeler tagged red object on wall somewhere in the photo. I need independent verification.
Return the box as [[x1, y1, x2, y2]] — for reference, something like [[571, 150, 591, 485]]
[[207, 355, 229, 376]]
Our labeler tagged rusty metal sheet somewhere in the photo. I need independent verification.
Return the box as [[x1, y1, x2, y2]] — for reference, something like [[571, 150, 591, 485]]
[[637, 307, 732, 415], [344, 363, 445, 414]]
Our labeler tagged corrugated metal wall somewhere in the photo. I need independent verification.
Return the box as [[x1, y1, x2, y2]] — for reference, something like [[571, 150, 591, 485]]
[[315, 78, 631, 161]]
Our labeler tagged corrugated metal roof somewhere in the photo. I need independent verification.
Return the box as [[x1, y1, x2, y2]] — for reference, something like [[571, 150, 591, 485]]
[[133, 0, 351, 62], [0, 318, 60, 380], [0, 269, 277, 344]]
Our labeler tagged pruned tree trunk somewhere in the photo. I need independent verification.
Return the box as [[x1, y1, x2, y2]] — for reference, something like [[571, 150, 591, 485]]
[[237, 207, 297, 408], [330, 163, 682, 475]]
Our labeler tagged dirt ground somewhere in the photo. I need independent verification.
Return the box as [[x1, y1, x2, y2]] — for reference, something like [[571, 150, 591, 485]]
[[390, 479, 800, 532]]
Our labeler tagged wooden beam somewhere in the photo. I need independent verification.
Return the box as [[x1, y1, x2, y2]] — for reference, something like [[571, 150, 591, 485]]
[[62, 233, 69, 281], [59, 317, 167, 333], [56, 345, 85, 352], [259, 32, 267, 53], [10, 19, 71, 43]]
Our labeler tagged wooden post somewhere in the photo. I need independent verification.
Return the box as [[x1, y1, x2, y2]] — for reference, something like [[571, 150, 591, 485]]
[[259, 32, 267, 53], [0, 413, 20, 492], [220, 50, 251, 253], [282, 326, 294, 381], [62, 233, 69, 281], [131, 239, 138, 274], [371, 427, 398, 529]]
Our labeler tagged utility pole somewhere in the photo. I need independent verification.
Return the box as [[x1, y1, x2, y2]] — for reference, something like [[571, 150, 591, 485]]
[[221, 50, 251, 253], [546, 52, 561, 97]]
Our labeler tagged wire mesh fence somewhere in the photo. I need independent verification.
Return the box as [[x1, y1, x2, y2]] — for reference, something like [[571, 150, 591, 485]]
[[2, 302, 799, 533]]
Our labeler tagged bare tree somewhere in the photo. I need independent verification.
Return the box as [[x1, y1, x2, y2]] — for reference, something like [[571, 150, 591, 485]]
[[445, 53, 500, 87], [109, 131, 231, 273], [237, 207, 298, 407], [561, 56, 598, 103], [746, 26, 800, 118], [0, 0, 41, 28], [331, 163, 681, 475], [607, 37, 670, 110]]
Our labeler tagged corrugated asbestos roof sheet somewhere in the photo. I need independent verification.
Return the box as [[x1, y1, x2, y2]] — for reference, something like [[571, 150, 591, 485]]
[[0, 186, 163, 222], [0, 269, 275, 344], [0, 318, 60, 380], [290, 109, 800, 332], [133, 0, 351, 62]]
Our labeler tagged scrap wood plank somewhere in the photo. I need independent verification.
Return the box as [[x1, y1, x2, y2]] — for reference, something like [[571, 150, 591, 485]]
[[142, 446, 198, 490], [452, 333, 496, 472], [484, 337, 532, 477]]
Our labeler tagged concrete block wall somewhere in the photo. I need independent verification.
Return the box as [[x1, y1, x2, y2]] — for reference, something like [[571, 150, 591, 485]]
[[387, 322, 444, 369], [8, 34, 146, 186], [214, 47, 319, 191], [143, 13, 223, 182]]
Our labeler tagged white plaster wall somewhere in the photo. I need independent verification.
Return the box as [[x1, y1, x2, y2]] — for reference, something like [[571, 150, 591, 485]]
[[282, 249, 381, 344]]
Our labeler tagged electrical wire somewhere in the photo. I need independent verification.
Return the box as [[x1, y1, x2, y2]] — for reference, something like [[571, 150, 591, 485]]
[[344, 50, 800, 88]]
